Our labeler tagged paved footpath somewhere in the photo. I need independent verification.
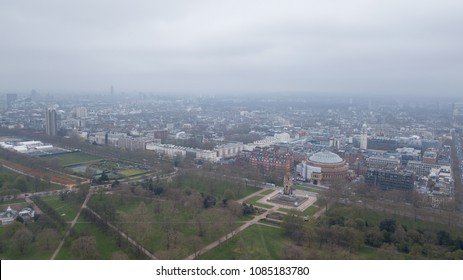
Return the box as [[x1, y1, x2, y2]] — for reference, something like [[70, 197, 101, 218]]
[[83, 206, 158, 260], [185, 203, 278, 260], [237, 188, 271, 204], [186, 188, 323, 259], [50, 192, 92, 260]]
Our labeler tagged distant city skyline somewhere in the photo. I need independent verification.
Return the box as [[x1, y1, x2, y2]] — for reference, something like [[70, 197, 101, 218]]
[[1, 0, 462, 96]]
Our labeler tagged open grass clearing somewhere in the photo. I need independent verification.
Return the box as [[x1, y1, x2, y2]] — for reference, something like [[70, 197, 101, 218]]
[[245, 195, 264, 204], [175, 174, 260, 200], [252, 202, 274, 209], [261, 189, 276, 195], [198, 224, 288, 260], [89, 193, 241, 259], [245, 195, 273, 209], [277, 207, 291, 213], [56, 215, 132, 260], [118, 169, 149, 177], [302, 205, 319, 216], [0, 199, 26, 207], [41, 195, 81, 222], [294, 185, 307, 191], [47, 152, 103, 166]]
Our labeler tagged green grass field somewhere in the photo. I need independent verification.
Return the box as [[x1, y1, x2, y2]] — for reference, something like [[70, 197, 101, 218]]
[[0, 199, 27, 207], [56, 216, 132, 260], [118, 168, 149, 177], [252, 202, 274, 209], [277, 207, 291, 213], [198, 224, 288, 259], [294, 185, 319, 193], [41, 195, 81, 222], [245, 195, 264, 204], [303, 205, 319, 216], [245, 195, 274, 209], [294, 185, 307, 191], [261, 189, 276, 195], [89, 194, 236, 259], [175, 174, 260, 200], [48, 152, 102, 166]]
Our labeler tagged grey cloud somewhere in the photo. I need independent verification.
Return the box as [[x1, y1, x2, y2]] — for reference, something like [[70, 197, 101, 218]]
[[0, 0, 462, 95]]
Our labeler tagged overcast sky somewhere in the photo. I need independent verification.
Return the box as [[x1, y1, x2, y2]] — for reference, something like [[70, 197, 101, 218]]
[[1, 0, 462, 96]]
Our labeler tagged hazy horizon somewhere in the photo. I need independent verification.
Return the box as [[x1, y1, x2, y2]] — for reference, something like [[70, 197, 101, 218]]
[[1, 0, 462, 96]]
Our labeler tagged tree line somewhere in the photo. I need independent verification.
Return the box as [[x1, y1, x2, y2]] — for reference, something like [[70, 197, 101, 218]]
[[282, 205, 463, 259]]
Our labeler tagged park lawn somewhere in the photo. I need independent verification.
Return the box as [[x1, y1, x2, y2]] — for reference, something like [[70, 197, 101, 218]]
[[261, 189, 276, 195], [308, 188, 320, 193], [49, 152, 102, 166], [0, 223, 55, 260], [294, 185, 319, 193], [245, 195, 264, 204], [239, 215, 255, 222], [258, 219, 281, 227], [303, 205, 319, 216], [175, 174, 260, 200], [277, 207, 291, 213], [245, 195, 273, 209], [42, 195, 81, 222], [0, 199, 26, 207], [252, 202, 274, 209], [294, 185, 307, 191], [118, 168, 149, 177], [198, 224, 288, 260], [90, 194, 158, 214], [89, 193, 242, 259], [56, 216, 129, 260]]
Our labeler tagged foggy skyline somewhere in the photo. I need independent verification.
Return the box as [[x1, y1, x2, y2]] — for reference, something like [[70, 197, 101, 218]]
[[1, 0, 462, 96]]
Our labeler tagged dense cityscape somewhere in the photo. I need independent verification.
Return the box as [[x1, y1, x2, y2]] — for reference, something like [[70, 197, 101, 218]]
[[2, 1, 463, 271], [0, 92, 462, 260]]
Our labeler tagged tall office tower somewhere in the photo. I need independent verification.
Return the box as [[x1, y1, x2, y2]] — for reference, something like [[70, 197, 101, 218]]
[[75, 107, 87, 118], [6, 93, 18, 109], [360, 123, 368, 150], [46, 108, 57, 136], [453, 103, 463, 125]]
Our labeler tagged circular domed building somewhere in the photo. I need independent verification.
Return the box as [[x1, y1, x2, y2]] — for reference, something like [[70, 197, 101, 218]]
[[299, 150, 349, 185]]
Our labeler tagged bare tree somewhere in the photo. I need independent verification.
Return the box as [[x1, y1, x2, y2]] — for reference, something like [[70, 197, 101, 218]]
[[37, 228, 59, 251], [71, 235, 98, 259], [13, 227, 33, 255], [131, 202, 151, 248]]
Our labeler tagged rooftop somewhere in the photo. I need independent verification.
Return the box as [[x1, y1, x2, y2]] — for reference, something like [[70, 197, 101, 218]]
[[309, 150, 343, 164]]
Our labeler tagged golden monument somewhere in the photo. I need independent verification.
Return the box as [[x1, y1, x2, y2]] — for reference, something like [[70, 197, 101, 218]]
[[283, 167, 293, 195]]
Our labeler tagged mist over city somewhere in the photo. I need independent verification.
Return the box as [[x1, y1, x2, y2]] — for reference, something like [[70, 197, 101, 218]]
[[1, 0, 463, 95], [1, 1, 463, 263]]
